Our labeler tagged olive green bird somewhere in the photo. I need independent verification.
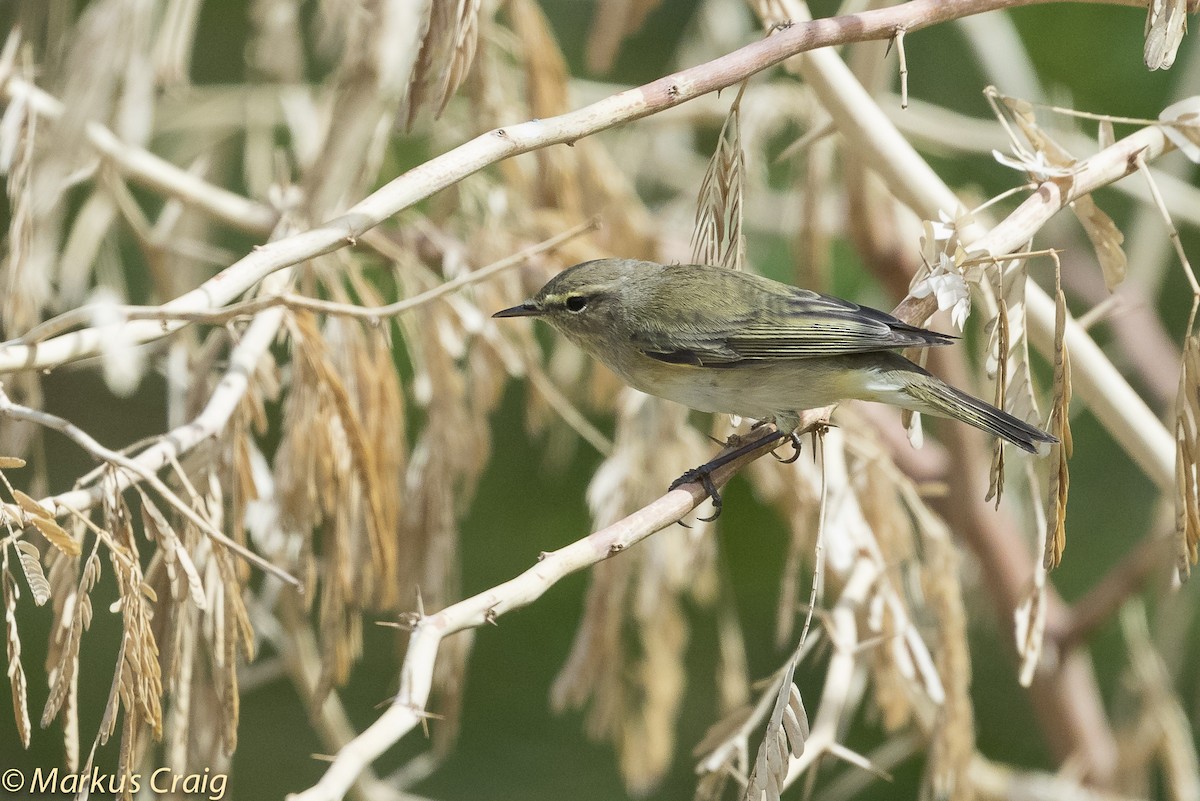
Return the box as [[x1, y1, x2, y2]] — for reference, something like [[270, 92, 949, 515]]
[[495, 258, 1055, 457]]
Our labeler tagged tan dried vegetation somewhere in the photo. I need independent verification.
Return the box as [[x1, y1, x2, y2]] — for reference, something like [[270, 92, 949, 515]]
[[0, 1, 1198, 801]]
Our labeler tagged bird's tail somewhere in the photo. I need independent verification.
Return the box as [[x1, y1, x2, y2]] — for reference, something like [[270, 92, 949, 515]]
[[902, 374, 1057, 455]]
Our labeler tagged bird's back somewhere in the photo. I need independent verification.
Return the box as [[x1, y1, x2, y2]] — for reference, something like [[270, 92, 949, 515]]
[[617, 262, 953, 366]]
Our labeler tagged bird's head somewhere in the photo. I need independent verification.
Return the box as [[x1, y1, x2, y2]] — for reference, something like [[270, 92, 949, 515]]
[[493, 258, 650, 347]]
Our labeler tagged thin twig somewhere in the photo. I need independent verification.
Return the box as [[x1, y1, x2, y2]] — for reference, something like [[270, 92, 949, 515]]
[[1, 75, 279, 234], [11, 219, 597, 345], [1049, 533, 1176, 653], [0, 386, 299, 587]]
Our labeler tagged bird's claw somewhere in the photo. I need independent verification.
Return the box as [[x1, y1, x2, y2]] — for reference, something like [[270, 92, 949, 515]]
[[697, 471, 723, 521], [669, 467, 724, 521], [670, 424, 795, 523], [772, 432, 803, 464]]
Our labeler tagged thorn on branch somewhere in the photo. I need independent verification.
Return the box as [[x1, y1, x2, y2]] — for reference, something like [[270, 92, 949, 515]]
[[891, 26, 909, 110], [382, 611, 422, 631]]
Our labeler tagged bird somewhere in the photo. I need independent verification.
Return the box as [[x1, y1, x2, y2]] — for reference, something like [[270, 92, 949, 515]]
[[494, 258, 1055, 510]]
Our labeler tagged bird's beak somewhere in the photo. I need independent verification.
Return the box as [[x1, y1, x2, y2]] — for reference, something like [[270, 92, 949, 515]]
[[493, 302, 543, 318]]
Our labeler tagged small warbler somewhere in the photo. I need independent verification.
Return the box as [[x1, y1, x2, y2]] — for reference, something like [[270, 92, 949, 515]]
[[494, 258, 1055, 454]]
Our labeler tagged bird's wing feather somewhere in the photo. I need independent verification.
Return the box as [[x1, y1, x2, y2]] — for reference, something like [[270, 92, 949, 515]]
[[630, 272, 954, 366]]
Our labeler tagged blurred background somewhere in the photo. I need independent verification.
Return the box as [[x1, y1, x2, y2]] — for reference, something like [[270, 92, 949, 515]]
[[1, 1, 1198, 799]]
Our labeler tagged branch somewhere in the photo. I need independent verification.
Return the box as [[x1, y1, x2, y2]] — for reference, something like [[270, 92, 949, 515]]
[[1, 75, 278, 235], [0, 383, 297, 587], [1047, 533, 1176, 653], [38, 279, 289, 532], [788, 14, 1176, 490], [288, 421, 813, 801], [10, 219, 597, 344]]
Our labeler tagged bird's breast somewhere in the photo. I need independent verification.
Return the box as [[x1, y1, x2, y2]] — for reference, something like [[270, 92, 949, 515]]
[[610, 355, 867, 420]]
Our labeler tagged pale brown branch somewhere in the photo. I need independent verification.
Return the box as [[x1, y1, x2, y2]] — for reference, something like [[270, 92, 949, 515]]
[[765, 0, 1175, 491], [0, 385, 299, 588], [1049, 533, 1176, 654], [10, 220, 597, 344], [969, 755, 1149, 801], [289, 419, 820, 801], [1, 75, 279, 234]]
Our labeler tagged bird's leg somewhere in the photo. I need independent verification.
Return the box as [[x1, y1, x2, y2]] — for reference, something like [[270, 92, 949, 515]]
[[773, 431, 803, 464], [748, 419, 801, 462], [669, 428, 791, 519], [695, 472, 723, 523]]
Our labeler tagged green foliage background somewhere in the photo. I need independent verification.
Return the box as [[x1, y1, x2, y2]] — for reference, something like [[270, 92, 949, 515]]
[[3, 1, 1198, 799]]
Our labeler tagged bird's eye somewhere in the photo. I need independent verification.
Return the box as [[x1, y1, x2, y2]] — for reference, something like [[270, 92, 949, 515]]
[[565, 295, 589, 313]]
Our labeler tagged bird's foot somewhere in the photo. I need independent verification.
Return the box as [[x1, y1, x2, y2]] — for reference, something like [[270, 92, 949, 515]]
[[671, 426, 793, 521], [772, 431, 804, 464], [669, 467, 723, 521]]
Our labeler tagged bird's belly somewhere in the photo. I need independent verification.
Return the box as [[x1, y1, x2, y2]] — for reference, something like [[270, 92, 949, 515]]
[[618, 359, 863, 420]]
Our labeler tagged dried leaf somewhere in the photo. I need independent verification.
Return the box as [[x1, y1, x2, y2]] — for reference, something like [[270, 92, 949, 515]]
[[987, 298, 1009, 506], [138, 491, 206, 609], [43, 550, 100, 729], [743, 657, 806, 801], [1175, 336, 1200, 580], [1014, 583, 1046, 687], [553, 394, 712, 794], [992, 91, 1074, 166], [692, 85, 747, 271], [781, 684, 809, 757], [102, 515, 164, 745], [987, 88, 1079, 186], [1159, 96, 1200, 163], [438, 0, 483, 116], [1072, 194, 1127, 291], [1144, 0, 1188, 70], [1044, 281, 1072, 571], [30, 516, 81, 558], [14, 541, 50, 606], [12, 489, 52, 519], [289, 312, 391, 581], [14, 490, 80, 556], [404, 1, 453, 127], [3, 559, 31, 748], [919, 500, 975, 800]]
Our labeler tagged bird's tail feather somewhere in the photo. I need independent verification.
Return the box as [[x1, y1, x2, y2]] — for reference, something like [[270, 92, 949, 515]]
[[904, 378, 1057, 454]]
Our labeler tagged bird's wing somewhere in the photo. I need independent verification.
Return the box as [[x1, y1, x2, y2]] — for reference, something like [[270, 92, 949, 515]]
[[633, 285, 955, 366]]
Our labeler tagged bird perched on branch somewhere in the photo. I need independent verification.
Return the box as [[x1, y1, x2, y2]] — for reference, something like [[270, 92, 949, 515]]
[[495, 258, 1054, 508]]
